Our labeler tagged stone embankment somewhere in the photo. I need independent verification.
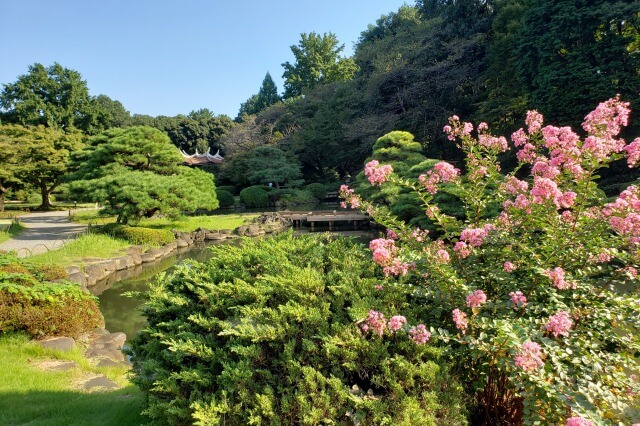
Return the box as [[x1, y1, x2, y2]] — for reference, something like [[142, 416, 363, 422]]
[[65, 213, 291, 291]]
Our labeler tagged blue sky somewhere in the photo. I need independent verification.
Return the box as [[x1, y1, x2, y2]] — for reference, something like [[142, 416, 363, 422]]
[[1, 0, 409, 118]]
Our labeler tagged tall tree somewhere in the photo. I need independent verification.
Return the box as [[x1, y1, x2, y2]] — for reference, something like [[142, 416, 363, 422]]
[[281, 32, 358, 98], [237, 72, 281, 119], [0, 63, 97, 132], [70, 126, 218, 223], [0, 125, 28, 211], [1, 125, 84, 209], [515, 0, 640, 128], [247, 146, 302, 189]]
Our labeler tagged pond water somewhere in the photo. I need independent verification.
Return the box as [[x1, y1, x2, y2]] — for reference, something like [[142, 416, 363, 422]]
[[95, 228, 376, 340]]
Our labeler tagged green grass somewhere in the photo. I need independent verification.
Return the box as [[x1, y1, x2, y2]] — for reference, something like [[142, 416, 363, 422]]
[[71, 211, 257, 231], [0, 221, 25, 244], [29, 234, 133, 266], [0, 333, 146, 425]]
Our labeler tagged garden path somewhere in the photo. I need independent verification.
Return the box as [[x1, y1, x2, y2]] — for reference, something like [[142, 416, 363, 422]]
[[0, 210, 89, 257]]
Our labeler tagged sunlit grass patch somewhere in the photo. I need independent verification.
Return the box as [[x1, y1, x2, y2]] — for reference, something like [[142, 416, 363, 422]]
[[29, 234, 133, 266]]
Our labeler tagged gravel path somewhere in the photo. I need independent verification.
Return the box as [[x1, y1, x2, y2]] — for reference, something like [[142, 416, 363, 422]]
[[0, 210, 89, 257]]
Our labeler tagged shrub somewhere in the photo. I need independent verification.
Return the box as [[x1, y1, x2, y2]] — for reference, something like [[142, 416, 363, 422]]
[[216, 185, 238, 195], [0, 254, 103, 338], [215, 189, 235, 208], [342, 97, 640, 425], [97, 223, 174, 245], [273, 188, 316, 206], [306, 182, 327, 200], [130, 233, 467, 425], [239, 185, 269, 208]]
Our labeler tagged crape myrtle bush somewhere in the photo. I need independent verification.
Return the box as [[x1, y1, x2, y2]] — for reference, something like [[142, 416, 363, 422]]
[[0, 253, 103, 338], [129, 232, 468, 425], [97, 223, 175, 245], [341, 97, 640, 425]]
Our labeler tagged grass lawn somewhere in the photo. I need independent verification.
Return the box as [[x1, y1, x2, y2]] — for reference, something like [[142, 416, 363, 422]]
[[0, 333, 146, 426], [0, 221, 25, 244], [29, 234, 134, 266], [72, 211, 257, 231]]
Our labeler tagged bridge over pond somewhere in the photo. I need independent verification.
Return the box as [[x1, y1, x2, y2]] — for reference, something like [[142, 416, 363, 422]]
[[278, 210, 369, 231]]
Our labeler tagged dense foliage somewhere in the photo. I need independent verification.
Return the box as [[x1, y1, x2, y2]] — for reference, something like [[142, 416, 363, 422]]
[[130, 233, 467, 425], [70, 126, 218, 223], [96, 223, 175, 245], [215, 189, 235, 208], [342, 98, 640, 424], [239, 185, 269, 208], [0, 253, 103, 338]]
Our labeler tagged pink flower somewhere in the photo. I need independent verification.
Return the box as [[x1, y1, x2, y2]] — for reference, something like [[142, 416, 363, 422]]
[[478, 122, 488, 132], [466, 290, 487, 309], [460, 225, 493, 248], [502, 177, 529, 195], [511, 128, 528, 147], [531, 177, 562, 205], [582, 95, 630, 138], [546, 267, 575, 290], [546, 311, 573, 338], [509, 291, 527, 308], [478, 134, 509, 152], [388, 315, 407, 333], [386, 229, 398, 240], [362, 310, 386, 336], [557, 191, 577, 209], [453, 241, 471, 258], [526, 110, 544, 134], [339, 201, 347, 209], [595, 252, 611, 263], [369, 238, 396, 266], [624, 137, 640, 167], [452, 309, 468, 333], [516, 143, 538, 164], [419, 162, 460, 194], [565, 417, 594, 426], [339, 185, 362, 209], [514, 341, 544, 371], [503, 262, 516, 272], [383, 259, 411, 277], [409, 324, 431, 344], [436, 249, 450, 263], [364, 160, 394, 186]]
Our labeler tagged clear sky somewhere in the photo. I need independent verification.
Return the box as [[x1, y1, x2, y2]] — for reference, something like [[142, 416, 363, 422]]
[[1, 0, 410, 118]]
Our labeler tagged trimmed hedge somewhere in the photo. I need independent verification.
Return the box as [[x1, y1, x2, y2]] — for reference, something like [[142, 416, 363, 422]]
[[215, 189, 235, 208], [306, 182, 327, 200], [130, 233, 468, 425], [0, 254, 103, 338], [239, 186, 269, 208], [216, 185, 238, 195], [97, 223, 175, 245]]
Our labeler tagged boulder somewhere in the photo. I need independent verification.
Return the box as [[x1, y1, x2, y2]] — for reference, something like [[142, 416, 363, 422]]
[[39, 337, 75, 352], [205, 231, 220, 240], [67, 271, 87, 289], [176, 239, 189, 248], [140, 253, 156, 263], [114, 256, 134, 271], [235, 226, 248, 236], [82, 376, 119, 391], [130, 253, 142, 266], [219, 228, 232, 235], [65, 265, 81, 275]]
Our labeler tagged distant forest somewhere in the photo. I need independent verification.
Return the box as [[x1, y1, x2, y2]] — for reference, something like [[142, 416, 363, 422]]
[[2, 0, 639, 193]]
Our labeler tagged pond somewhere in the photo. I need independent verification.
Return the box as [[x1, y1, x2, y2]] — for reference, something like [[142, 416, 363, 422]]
[[95, 228, 376, 340]]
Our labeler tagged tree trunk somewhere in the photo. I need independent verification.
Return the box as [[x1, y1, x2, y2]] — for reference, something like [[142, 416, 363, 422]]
[[0, 193, 4, 212], [39, 182, 53, 210]]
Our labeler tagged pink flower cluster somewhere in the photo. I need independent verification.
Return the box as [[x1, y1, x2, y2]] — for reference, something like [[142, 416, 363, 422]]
[[546, 267, 575, 290], [369, 238, 411, 277], [364, 160, 393, 186], [546, 311, 573, 338], [478, 133, 509, 152], [514, 341, 544, 371], [443, 115, 473, 141], [526, 110, 544, 134], [530, 177, 576, 209], [603, 186, 640, 246], [361, 310, 386, 336], [453, 241, 472, 258], [452, 309, 468, 333], [503, 261, 516, 272], [624, 137, 640, 167], [582, 95, 630, 139], [466, 290, 487, 309], [339, 184, 361, 209], [460, 224, 495, 248], [565, 417, 594, 426], [418, 161, 460, 194], [509, 291, 527, 308], [436, 249, 450, 264], [409, 324, 431, 344], [501, 177, 529, 195], [388, 315, 407, 333]]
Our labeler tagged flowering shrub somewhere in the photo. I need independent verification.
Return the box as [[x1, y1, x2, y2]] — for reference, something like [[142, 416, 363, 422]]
[[344, 97, 640, 425]]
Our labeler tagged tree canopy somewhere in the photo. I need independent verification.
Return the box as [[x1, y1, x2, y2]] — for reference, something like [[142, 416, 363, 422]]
[[237, 72, 281, 119], [70, 126, 218, 223], [281, 32, 358, 98], [247, 146, 302, 189]]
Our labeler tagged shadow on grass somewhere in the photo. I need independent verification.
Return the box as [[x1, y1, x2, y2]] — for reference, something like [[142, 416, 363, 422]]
[[0, 385, 147, 426]]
